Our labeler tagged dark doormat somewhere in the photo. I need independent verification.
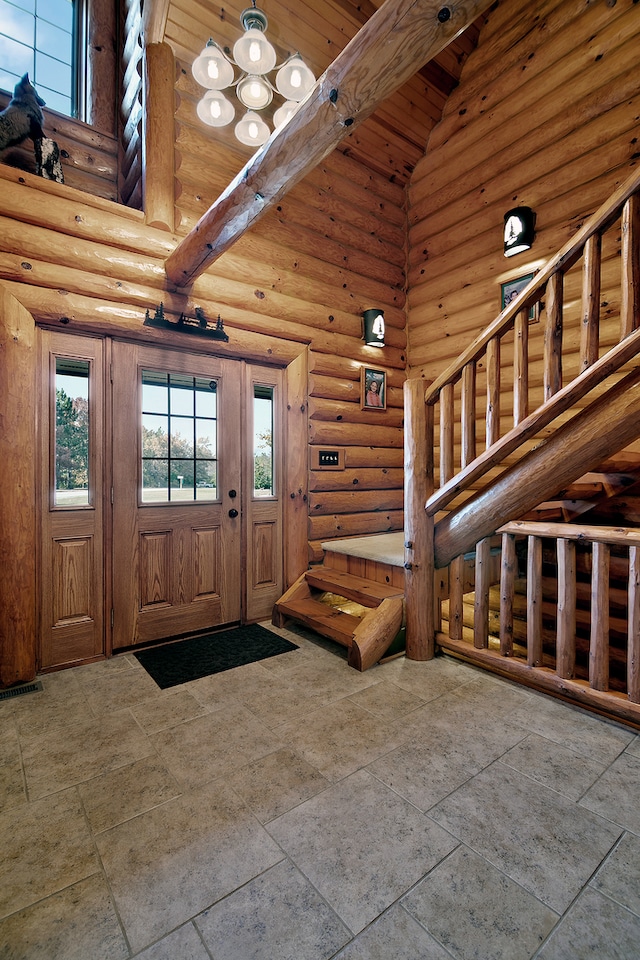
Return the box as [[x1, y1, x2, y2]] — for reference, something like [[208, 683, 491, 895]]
[[134, 624, 299, 689]]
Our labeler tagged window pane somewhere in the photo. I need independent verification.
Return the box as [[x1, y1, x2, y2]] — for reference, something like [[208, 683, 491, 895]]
[[36, 19, 72, 65], [37, 85, 69, 113], [0, 3, 34, 46], [38, 0, 73, 31], [10, 0, 36, 13], [196, 419, 216, 457], [142, 374, 169, 414], [35, 50, 71, 94], [171, 461, 194, 500], [196, 462, 217, 499], [170, 378, 193, 416], [0, 33, 34, 77], [55, 358, 89, 507], [254, 386, 273, 497], [170, 416, 193, 458], [142, 459, 168, 503], [195, 378, 216, 417], [142, 414, 168, 457]]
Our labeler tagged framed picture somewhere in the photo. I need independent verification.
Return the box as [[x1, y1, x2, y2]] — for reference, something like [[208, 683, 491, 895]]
[[501, 273, 539, 321], [361, 367, 386, 410]]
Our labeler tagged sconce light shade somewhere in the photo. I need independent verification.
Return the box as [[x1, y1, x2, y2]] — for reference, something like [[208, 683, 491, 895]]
[[363, 309, 385, 347], [503, 206, 536, 257]]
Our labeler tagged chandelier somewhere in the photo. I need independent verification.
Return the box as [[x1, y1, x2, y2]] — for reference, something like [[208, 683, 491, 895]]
[[192, 2, 316, 148]]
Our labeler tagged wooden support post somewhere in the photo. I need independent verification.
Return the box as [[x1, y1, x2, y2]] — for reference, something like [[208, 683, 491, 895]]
[[448, 555, 465, 640], [621, 194, 640, 338], [556, 538, 576, 679], [474, 537, 491, 649], [628, 546, 640, 703], [143, 42, 176, 232], [590, 541, 610, 691], [440, 381, 454, 485], [404, 379, 434, 660], [580, 233, 601, 371], [461, 361, 477, 464], [499, 532, 515, 657], [527, 535, 543, 667], [0, 287, 36, 686]]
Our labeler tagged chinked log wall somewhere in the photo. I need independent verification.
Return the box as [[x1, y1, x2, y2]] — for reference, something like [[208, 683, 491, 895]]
[[407, 0, 640, 459]]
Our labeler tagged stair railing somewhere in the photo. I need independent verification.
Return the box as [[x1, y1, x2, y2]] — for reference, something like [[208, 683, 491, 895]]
[[403, 165, 640, 665], [437, 521, 640, 726]]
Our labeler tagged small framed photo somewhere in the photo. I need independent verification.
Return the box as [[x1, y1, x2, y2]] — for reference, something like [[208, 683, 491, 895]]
[[501, 273, 539, 321], [361, 367, 386, 410]]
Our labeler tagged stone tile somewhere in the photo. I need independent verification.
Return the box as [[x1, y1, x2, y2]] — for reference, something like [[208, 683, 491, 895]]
[[129, 687, 207, 734], [269, 769, 458, 935], [449, 672, 533, 716], [275, 698, 409, 782], [270, 656, 380, 703], [367, 714, 525, 812], [347, 680, 427, 721], [79, 755, 181, 833], [428, 761, 621, 914], [580, 750, 640, 833], [0, 873, 128, 960], [537, 887, 640, 959], [225, 747, 330, 822], [97, 779, 283, 953], [245, 681, 330, 726], [501, 733, 607, 801], [151, 702, 283, 789], [0, 720, 26, 812], [377, 654, 472, 701], [11, 683, 94, 741], [196, 859, 351, 960], [21, 710, 154, 799], [507, 695, 634, 765], [333, 904, 452, 959], [591, 832, 640, 917], [188, 661, 288, 711], [0, 788, 100, 918], [403, 846, 558, 960], [132, 922, 210, 960], [81, 666, 164, 716], [625, 734, 640, 758]]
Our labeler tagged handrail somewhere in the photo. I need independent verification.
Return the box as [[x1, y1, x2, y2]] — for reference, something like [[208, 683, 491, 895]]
[[425, 164, 640, 406], [499, 519, 640, 547]]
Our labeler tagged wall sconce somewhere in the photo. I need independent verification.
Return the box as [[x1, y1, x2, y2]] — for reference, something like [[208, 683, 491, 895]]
[[362, 309, 385, 347], [503, 206, 536, 257]]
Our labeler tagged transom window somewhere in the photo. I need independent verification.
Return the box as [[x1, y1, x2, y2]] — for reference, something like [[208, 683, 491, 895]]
[[141, 370, 218, 503], [0, 0, 80, 116]]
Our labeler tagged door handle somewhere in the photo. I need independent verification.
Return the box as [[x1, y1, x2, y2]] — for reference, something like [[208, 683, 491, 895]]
[[228, 489, 237, 498], [228, 508, 239, 518]]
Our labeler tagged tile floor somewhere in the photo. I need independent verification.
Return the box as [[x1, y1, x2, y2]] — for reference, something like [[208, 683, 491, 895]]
[[1, 623, 640, 959]]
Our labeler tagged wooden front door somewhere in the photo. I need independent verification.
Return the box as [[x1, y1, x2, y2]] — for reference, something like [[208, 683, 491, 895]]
[[111, 342, 246, 648]]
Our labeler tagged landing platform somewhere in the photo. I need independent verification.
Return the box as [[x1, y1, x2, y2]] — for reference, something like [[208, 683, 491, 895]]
[[320, 532, 405, 567]]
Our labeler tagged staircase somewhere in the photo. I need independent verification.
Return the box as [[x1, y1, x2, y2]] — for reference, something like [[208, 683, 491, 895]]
[[402, 165, 640, 726], [272, 563, 404, 671]]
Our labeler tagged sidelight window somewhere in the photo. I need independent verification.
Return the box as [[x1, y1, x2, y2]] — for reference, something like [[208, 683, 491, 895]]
[[253, 384, 274, 497], [54, 356, 90, 506], [141, 370, 218, 503]]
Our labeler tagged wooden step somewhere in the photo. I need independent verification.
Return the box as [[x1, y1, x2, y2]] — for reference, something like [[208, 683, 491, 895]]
[[305, 568, 403, 607], [274, 596, 360, 646]]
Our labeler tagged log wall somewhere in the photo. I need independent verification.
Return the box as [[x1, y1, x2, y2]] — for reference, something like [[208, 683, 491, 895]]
[[407, 0, 640, 443]]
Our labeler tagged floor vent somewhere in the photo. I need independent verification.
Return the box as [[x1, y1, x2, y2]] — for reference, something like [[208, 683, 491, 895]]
[[0, 681, 44, 701]]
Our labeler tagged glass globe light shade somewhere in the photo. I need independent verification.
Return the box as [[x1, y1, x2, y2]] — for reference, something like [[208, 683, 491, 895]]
[[273, 100, 298, 129], [275, 55, 315, 102], [196, 91, 235, 127], [192, 40, 235, 90], [233, 27, 277, 75], [236, 74, 273, 110], [235, 111, 270, 147]]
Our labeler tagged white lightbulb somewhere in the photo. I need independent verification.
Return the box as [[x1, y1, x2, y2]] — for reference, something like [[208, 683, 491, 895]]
[[289, 68, 301, 89], [210, 99, 221, 119], [249, 40, 261, 62], [207, 60, 219, 80], [248, 120, 259, 140], [250, 80, 262, 100]]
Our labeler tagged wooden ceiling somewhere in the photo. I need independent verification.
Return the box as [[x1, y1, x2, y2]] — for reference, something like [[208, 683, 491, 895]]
[[159, 0, 481, 185]]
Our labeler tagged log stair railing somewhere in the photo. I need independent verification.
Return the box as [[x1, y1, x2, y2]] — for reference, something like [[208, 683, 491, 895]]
[[403, 164, 640, 725], [272, 565, 404, 671]]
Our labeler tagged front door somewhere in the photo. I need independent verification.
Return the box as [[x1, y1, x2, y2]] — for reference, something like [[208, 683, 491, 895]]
[[111, 342, 244, 649]]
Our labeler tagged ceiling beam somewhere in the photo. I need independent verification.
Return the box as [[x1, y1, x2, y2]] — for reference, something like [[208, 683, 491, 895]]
[[141, 0, 170, 44], [165, 0, 493, 287]]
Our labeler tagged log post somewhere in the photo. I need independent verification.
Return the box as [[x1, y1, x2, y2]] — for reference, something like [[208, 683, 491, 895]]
[[474, 537, 491, 648], [544, 271, 563, 400], [527, 535, 543, 667], [590, 541, 610, 691], [513, 308, 528, 425], [580, 233, 601, 370], [404, 378, 434, 660], [0, 287, 36, 686], [628, 546, 640, 703], [556, 538, 576, 679], [143, 42, 176, 231], [499, 532, 515, 656], [621, 193, 640, 338]]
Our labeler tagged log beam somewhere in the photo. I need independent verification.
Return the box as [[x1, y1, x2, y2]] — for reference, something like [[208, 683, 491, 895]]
[[164, 0, 495, 287]]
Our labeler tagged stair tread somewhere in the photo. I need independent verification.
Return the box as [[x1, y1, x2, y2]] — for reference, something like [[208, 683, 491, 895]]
[[305, 567, 404, 606], [275, 596, 361, 646]]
